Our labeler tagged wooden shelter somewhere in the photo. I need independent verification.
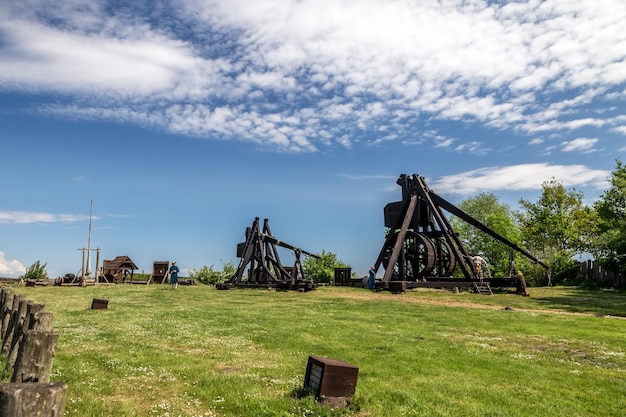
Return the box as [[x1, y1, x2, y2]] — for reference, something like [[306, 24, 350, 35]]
[[149, 261, 170, 284], [102, 256, 138, 283]]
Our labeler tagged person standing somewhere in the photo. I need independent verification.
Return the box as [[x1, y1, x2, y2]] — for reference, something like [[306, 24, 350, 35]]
[[368, 266, 376, 290], [169, 261, 180, 289], [471, 255, 489, 279]]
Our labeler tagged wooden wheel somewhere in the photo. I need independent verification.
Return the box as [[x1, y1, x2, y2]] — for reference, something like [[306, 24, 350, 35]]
[[432, 237, 457, 277], [381, 231, 436, 280]]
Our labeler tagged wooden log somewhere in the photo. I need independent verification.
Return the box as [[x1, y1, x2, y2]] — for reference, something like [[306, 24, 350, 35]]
[[31, 312, 54, 332], [0, 287, 10, 306], [12, 330, 60, 383], [2, 294, 21, 348], [1, 290, 15, 341], [0, 287, 8, 314], [2, 295, 24, 356], [0, 288, 6, 340], [0, 288, 9, 350], [3, 298, 29, 357], [26, 303, 46, 330], [0, 382, 68, 417], [7, 303, 46, 372]]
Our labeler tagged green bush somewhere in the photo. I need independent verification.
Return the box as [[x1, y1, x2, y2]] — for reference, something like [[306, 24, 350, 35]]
[[22, 260, 48, 281], [302, 250, 350, 284], [188, 261, 236, 285]]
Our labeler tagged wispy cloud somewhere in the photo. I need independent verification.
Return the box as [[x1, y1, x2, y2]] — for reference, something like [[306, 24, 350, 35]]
[[340, 174, 396, 181], [561, 137, 599, 153], [453, 141, 491, 156], [1, 0, 625, 152], [611, 126, 626, 135], [0, 211, 92, 224], [431, 164, 610, 196]]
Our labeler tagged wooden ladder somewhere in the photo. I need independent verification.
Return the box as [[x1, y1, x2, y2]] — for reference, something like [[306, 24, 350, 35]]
[[473, 282, 493, 295]]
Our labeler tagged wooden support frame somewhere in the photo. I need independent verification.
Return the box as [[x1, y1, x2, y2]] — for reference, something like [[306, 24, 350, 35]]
[[373, 173, 547, 293], [220, 218, 319, 290]]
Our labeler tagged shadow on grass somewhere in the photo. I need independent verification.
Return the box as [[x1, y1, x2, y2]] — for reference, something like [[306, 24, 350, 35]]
[[532, 287, 626, 317], [290, 386, 316, 400], [289, 386, 366, 416]]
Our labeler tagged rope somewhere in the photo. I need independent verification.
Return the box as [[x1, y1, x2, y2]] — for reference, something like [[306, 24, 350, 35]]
[[535, 268, 553, 297]]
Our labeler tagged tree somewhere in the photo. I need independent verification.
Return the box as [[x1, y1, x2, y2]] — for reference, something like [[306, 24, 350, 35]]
[[593, 159, 626, 274], [189, 261, 236, 285], [302, 250, 350, 284], [450, 193, 523, 278], [22, 260, 48, 281], [517, 179, 594, 284]]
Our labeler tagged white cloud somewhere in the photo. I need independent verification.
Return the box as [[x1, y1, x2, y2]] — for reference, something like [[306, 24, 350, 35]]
[[431, 164, 610, 196], [1, 0, 625, 151], [0, 20, 206, 96], [341, 174, 395, 181], [561, 137, 599, 152], [0, 211, 91, 224], [0, 251, 26, 277], [611, 126, 626, 135], [433, 137, 455, 148], [453, 141, 491, 156], [563, 118, 606, 130]]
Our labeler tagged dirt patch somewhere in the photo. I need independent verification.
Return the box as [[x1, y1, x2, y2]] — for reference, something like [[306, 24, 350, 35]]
[[215, 365, 240, 374]]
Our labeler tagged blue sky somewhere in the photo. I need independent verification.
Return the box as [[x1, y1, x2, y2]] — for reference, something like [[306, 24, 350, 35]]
[[1, 0, 624, 278]]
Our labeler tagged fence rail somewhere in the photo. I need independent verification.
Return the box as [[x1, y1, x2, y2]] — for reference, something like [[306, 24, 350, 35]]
[[0, 286, 67, 416]]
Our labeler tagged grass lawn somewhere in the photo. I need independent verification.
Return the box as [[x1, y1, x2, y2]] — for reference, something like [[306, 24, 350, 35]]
[[3, 284, 626, 417]]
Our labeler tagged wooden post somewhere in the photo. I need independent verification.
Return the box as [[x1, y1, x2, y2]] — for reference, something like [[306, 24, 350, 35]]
[[0, 287, 8, 316], [31, 311, 54, 332], [0, 288, 5, 342], [0, 289, 14, 337], [382, 195, 418, 284], [7, 303, 46, 371], [0, 382, 68, 417], [2, 295, 24, 355], [12, 330, 60, 383], [95, 248, 100, 286]]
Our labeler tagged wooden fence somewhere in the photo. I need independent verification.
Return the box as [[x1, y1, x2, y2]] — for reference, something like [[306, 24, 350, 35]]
[[0, 286, 67, 416], [578, 260, 625, 289]]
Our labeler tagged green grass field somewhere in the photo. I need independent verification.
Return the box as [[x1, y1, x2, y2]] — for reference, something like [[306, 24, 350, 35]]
[[3, 284, 626, 417]]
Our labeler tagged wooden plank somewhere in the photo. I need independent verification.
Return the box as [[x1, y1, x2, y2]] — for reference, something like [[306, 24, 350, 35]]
[[382, 195, 418, 284]]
